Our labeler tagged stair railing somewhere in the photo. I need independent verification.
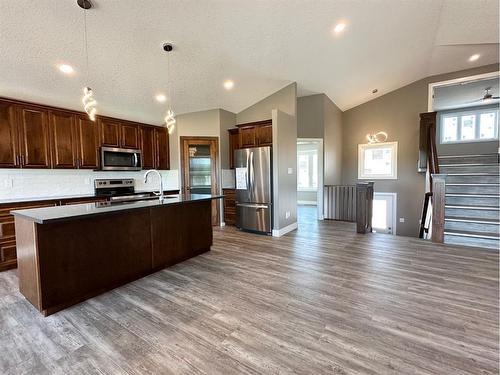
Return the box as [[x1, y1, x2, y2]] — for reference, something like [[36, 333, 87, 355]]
[[418, 112, 445, 242]]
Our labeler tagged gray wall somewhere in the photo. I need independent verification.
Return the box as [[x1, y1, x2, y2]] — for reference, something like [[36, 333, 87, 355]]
[[436, 104, 499, 156], [219, 109, 237, 169], [297, 94, 324, 138], [237, 83, 297, 124], [272, 109, 298, 230], [342, 63, 499, 237], [324, 95, 343, 185]]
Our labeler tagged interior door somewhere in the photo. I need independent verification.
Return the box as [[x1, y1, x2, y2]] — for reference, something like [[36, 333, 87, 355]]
[[181, 137, 219, 225], [372, 193, 395, 234]]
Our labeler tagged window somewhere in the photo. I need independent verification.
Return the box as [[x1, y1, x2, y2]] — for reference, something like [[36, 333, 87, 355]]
[[297, 148, 318, 190], [358, 141, 398, 179], [440, 108, 498, 144]]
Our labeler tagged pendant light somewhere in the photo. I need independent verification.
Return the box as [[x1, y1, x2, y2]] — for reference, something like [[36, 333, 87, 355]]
[[78, 0, 97, 121], [163, 43, 176, 134]]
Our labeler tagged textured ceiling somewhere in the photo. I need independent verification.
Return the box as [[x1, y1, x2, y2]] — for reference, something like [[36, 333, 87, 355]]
[[0, 0, 499, 124], [434, 77, 499, 110]]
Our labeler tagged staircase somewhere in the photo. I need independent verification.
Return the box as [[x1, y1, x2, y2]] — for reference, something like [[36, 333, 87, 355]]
[[439, 153, 499, 250]]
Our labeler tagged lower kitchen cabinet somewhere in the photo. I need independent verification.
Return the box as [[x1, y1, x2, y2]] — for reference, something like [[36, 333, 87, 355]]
[[223, 188, 236, 226]]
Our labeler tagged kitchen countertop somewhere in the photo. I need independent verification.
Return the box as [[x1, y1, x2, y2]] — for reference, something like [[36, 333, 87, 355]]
[[0, 190, 180, 205], [11, 194, 223, 224]]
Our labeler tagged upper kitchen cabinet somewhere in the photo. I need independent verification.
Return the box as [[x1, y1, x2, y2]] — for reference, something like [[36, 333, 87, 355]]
[[227, 120, 272, 168], [98, 118, 121, 147], [155, 127, 170, 170], [239, 126, 256, 148], [0, 101, 19, 168], [49, 110, 78, 169], [17, 105, 51, 168], [256, 123, 272, 146], [121, 122, 139, 149], [75, 115, 99, 169], [139, 125, 156, 169]]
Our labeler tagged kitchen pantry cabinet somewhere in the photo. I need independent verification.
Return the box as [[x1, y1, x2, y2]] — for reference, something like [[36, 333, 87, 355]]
[[227, 119, 272, 169], [0, 97, 169, 170]]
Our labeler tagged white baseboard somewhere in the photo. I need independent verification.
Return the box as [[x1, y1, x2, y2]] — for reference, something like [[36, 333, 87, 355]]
[[272, 222, 298, 237], [297, 200, 317, 206]]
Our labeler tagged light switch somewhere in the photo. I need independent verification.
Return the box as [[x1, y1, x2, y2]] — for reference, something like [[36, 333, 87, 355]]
[[287, 168, 293, 175], [399, 218, 405, 223], [285, 211, 290, 219]]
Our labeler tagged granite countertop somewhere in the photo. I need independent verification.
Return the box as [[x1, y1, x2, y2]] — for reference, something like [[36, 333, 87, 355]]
[[11, 194, 223, 224], [0, 190, 180, 205]]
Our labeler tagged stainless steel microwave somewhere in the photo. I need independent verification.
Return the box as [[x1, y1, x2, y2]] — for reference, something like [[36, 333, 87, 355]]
[[100, 147, 142, 171]]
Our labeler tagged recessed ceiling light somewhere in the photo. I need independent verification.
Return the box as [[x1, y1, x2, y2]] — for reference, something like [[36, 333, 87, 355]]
[[58, 64, 74, 74], [155, 94, 167, 103], [469, 54, 480, 62], [223, 80, 234, 90], [333, 22, 346, 33]]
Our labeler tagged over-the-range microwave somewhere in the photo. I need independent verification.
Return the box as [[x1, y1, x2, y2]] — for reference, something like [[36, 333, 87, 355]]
[[100, 147, 142, 171]]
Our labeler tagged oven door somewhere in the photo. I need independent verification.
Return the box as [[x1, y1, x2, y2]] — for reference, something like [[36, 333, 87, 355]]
[[101, 147, 142, 171]]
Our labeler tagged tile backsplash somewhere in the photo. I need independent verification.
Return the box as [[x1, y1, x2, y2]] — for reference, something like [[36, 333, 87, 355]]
[[0, 169, 179, 202]]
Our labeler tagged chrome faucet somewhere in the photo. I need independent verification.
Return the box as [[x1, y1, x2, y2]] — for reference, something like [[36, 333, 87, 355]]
[[143, 169, 164, 201]]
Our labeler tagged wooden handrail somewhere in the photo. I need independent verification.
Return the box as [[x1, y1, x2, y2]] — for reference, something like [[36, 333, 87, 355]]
[[356, 182, 374, 234]]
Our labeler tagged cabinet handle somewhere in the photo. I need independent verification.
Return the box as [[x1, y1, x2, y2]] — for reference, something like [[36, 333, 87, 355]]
[[20, 155, 25, 166]]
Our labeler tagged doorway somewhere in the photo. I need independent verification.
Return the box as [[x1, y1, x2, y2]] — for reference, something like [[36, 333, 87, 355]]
[[372, 192, 397, 235], [180, 136, 219, 226], [297, 138, 324, 223]]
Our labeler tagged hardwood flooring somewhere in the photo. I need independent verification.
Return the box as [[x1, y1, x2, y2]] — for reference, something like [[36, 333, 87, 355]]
[[0, 212, 498, 374]]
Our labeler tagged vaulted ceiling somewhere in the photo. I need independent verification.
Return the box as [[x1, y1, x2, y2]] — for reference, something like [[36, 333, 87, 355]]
[[0, 0, 498, 124]]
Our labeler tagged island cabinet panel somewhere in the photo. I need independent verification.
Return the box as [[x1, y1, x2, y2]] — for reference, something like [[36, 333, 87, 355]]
[[17, 105, 51, 168], [49, 110, 78, 168], [140, 126, 156, 169], [151, 200, 212, 269], [75, 115, 99, 169], [155, 127, 170, 170], [0, 101, 19, 168], [121, 122, 139, 149], [98, 118, 121, 147], [35, 209, 153, 312]]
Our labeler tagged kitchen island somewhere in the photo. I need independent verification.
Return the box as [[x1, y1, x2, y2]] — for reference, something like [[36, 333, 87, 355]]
[[11, 194, 222, 316]]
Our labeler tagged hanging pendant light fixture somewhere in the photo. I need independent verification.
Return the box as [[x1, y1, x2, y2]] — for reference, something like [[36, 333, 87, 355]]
[[163, 43, 176, 134], [78, 0, 97, 121]]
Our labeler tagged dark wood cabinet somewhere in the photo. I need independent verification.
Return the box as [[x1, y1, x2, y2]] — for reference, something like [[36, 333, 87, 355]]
[[0, 101, 19, 168], [228, 128, 240, 169], [155, 127, 170, 170], [17, 105, 51, 168], [49, 110, 77, 168], [75, 115, 99, 169], [223, 188, 236, 225], [256, 124, 273, 146], [140, 126, 156, 169], [239, 126, 256, 148], [99, 118, 121, 147], [121, 122, 139, 149]]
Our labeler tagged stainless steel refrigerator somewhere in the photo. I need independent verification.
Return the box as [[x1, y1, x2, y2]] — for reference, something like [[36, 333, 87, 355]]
[[234, 146, 272, 234]]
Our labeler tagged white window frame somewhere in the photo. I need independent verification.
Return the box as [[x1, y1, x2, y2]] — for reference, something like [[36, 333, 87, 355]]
[[358, 141, 398, 180], [439, 107, 499, 144], [297, 148, 318, 192]]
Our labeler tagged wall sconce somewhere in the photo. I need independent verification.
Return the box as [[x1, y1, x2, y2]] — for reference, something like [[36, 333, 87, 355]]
[[366, 131, 388, 144]]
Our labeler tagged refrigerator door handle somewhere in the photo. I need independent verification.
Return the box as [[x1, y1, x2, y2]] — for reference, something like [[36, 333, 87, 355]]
[[249, 151, 254, 197], [236, 203, 269, 209]]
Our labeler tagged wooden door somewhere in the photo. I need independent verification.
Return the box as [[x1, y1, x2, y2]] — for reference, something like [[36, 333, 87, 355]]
[[0, 101, 20, 168], [121, 122, 139, 149], [140, 126, 156, 169], [155, 128, 170, 170], [98, 118, 121, 147], [49, 110, 77, 168], [17, 105, 51, 168], [180, 137, 219, 226], [76, 115, 99, 169], [256, 124, 273, 146], [228, 128, 240, 169], [239, 126, 256, 148]]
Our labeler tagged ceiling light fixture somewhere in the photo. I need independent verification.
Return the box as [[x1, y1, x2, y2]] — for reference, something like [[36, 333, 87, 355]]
[[366, 131, 388, 144], [468, 54, 480, 62], [334, 22, 346, 33], [162, 43, 176, 134], [78, 0, 97, 121], [223, 80, 234, 90], [155, 94, 167, 103], [58, 64, 74, 75]]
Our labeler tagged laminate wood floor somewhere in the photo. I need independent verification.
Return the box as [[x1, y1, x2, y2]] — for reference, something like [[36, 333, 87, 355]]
[[0, 217, 498, 374]]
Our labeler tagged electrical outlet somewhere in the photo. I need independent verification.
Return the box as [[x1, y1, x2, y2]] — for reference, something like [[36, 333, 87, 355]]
[[285, 211, 290, 219], [399, 218, 405, 223], [84, 178, 91, 185], [3, 178, 13, 188]]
